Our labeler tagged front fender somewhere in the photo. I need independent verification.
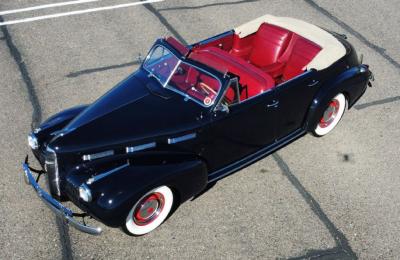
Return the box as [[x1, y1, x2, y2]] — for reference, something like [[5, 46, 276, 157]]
[[305, 65, 371, 132], [67, 158, 207, 227], [36, 105, 88, 142]]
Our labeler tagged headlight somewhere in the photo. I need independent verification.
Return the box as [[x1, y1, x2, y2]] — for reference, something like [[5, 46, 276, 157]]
[[28, 133, 38, 150], [79, 184, 92, 202]]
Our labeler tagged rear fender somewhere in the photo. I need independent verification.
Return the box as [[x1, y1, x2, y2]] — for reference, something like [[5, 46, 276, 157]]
[[305, 65, 370, 132]]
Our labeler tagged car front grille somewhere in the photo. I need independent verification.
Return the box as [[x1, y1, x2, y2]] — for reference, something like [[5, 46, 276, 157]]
[[45, 147, 62, 198]]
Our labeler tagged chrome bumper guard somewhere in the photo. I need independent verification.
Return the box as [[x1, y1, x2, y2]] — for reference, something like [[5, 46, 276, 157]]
[[22, 163, 102, 235]]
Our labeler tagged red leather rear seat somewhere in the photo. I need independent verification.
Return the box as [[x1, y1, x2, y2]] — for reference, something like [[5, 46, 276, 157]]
[[189, 46, 275, 99], [281, 35, 322, 80], [230, 23, 321, 81], [248, 23, 292, 69]]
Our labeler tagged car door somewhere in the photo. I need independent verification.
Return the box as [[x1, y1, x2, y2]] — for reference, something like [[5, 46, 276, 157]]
[[202, 79, 279, 173], [274, 70, 321, 139]]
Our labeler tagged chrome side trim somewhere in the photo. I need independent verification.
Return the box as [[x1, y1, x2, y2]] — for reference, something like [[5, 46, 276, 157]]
[[86, 163, 129, 185], [82, 150, 114, 161], [22, 163, 102, 235], [126, 142, 156, 153], [168, 133, 197, 144]]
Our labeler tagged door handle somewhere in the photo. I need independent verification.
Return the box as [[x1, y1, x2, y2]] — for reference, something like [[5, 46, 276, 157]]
[[307, 79, 319, 87], [267, 100, 279, 108]]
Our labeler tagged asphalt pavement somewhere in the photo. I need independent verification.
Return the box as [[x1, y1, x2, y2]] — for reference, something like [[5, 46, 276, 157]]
[[0, 0, 399, 259]]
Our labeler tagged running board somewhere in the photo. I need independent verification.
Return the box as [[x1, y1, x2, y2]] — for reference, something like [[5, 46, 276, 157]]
[[208, 128, 306, 183]]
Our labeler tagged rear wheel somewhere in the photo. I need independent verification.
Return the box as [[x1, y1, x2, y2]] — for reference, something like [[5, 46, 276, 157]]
[[313, 93, 347, 136], [125, 186, 173, 235]]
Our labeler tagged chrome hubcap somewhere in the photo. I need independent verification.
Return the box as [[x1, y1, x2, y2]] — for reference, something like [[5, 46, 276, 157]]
[[133, 193, 165, 226], [319, 99, 340, 128]]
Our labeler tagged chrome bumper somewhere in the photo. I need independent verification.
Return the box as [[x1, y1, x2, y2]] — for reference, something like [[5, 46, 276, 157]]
[[22, 163, 102, 235]]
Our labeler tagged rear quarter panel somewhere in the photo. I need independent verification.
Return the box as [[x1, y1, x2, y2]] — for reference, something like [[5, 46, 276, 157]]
[[306, 65, 370, 132]]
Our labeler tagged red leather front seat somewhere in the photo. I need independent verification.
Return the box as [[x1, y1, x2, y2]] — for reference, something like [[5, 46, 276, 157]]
[[248, 23, 292, 69], [165, 36, 189, 56], [189, 47, 275, 99]]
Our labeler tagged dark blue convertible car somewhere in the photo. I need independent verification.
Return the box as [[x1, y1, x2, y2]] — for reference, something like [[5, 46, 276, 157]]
[[23, 15, 372, 235]]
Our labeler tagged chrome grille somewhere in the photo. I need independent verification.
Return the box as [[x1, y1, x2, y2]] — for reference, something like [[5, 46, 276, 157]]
[[45, 146, 61, 197]]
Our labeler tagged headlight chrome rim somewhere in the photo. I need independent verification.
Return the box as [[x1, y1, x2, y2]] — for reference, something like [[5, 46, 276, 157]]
[[28, 133, 39, 150], [79, 184, 92, 202]]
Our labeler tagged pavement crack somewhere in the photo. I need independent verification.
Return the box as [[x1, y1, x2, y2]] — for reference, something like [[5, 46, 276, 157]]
[[0, 14, 73, 259], [66, 60, 140, 78], [56, 218, 73, 260], [140, 0, 187, 45], [272, 153, 357, 259], [304, 0, 400, 70], [158, 0, 260, 11], [0, 15, 42, 130], [288, 246, 353, 260], [354, 96, 400, 110]]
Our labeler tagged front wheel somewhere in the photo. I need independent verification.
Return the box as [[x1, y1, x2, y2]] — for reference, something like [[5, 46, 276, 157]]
[[125, 186, 174, 236], [313, 93, 347, 137]]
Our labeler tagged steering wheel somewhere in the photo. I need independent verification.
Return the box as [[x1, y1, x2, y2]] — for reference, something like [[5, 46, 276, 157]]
[[198, 82, 216, 96]]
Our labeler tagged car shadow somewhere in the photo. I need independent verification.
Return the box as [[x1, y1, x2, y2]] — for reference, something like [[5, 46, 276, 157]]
[[65, 0, 262, 79], [354, 96, 400, 110], [272, 153, 357, 259], [66, 60, 141, 78]]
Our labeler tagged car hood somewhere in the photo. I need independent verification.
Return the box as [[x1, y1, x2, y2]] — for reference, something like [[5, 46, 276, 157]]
[[51, 71, 206, 153]]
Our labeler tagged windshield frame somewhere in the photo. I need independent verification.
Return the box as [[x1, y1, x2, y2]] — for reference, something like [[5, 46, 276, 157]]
[[142, 42, 224, 108]]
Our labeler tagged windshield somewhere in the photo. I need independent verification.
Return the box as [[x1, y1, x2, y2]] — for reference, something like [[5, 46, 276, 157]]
[[143, 45, 221, 107]]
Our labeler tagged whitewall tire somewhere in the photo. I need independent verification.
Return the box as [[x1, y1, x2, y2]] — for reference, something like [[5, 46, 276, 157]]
[[125, 186, 173, 236], [313, 93, 347, 136]]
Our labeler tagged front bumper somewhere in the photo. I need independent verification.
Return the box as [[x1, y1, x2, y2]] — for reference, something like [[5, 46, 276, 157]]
[[22, 163, 102, 235]]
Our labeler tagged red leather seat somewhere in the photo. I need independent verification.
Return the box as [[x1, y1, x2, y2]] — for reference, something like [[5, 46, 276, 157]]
[[189, 46, 275, 99], [248, 23, 292, 69], [281, 35, 322, 80], [166, 36, 189, 56]]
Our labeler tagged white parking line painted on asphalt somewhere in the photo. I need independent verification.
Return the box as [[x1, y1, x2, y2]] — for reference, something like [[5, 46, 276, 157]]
[[0, 0, 100, 16], [0, 0, 164, 26]]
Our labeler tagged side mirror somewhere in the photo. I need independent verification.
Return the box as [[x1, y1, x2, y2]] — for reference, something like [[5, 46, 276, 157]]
[[215, 103, 229, 114]]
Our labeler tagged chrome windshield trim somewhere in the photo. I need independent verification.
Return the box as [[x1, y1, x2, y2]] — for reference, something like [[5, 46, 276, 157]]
[[168, 133, 197, 144], [126, 142, 156, 153], [162, 60, 223, 107], [86, 163, 129, 185], [143, 44, 179, 87], [143, 43, 222, 108], [163, 60, 181, 87]]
